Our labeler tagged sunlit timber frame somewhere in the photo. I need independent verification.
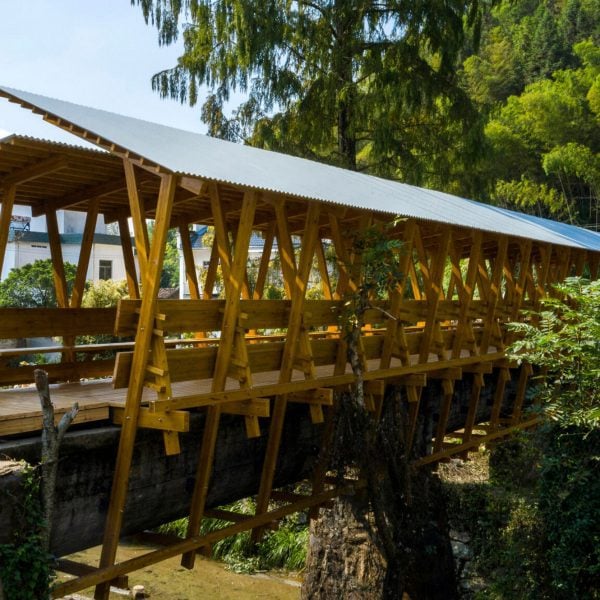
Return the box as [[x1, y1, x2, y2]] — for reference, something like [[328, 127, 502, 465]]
[[0, 135, 599, 598]]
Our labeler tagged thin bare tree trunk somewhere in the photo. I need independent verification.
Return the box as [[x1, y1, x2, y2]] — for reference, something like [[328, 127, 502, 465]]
[[35, 369, 79, 553]]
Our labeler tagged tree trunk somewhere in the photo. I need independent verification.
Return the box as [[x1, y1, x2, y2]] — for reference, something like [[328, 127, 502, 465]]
[[302, 389, 458, 599], [302, 490, 386, 599], [35, 369, 78, 553]]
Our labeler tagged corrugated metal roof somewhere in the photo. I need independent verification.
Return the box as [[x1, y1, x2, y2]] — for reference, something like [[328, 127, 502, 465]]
[[1, 85, 599, 252]]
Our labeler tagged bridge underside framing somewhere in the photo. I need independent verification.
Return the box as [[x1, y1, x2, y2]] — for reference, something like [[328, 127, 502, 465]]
[[0, 149, 598, 598]]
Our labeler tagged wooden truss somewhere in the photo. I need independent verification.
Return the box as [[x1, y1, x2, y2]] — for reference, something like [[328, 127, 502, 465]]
[[0, 150, 597, 599]]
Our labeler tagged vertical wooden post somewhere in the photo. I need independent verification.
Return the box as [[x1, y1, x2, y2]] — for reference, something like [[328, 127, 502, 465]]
[[70, 200, 99, 308], [252, 201, 321, 542], [202, 234, 220, 300], [253, 223, 275, 300], [0, 184, 16, 277], [179, 219, 201, 300], [117, 215, 139, 300], [182, 190, 257, 569], [95, 173, 177, 600], [46, 210, 70, 308], [123, 160, 149, 276]]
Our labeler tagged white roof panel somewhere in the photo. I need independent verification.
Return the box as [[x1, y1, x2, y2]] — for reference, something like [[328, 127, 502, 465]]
[[1, 85, 599, 251]]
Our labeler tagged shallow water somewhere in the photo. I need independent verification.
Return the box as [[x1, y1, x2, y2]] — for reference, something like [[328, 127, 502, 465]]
[[60, 540, 301, 599]]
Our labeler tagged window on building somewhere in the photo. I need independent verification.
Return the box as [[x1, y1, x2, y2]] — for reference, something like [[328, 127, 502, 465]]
[[99, 260, 112, 280]]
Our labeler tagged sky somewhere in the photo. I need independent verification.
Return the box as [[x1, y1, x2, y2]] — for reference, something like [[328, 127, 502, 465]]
[[0, 0, 208, 145]]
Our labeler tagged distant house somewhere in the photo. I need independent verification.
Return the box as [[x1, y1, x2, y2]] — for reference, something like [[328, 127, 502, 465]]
[[1, 207, 135, 283]]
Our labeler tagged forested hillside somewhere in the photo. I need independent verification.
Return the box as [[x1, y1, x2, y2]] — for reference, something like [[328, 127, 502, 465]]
[[462, 0, 600, 226]]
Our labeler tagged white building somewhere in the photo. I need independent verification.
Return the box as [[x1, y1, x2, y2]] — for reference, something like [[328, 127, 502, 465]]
[[1, 205, 132, 283]]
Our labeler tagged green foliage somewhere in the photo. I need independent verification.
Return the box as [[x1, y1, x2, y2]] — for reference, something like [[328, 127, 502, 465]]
[[134, 0, 486, 193], [341, 225, 403, 339], [147, 223, 180, 288], [157, 497, 308, 573], [161, 228, 180, 288], [0, 464, 54, 599], [76, 279, 131, 360], [81, 279, 129, 308], [537, 426, 600, 597], [484, 39, 600, 224], [508, 277, 600, 427], [443, 431, 600, 599], [0, 259, 77, 308]]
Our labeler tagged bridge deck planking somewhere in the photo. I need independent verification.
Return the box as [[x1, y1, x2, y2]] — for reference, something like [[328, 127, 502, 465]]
[[0, 347, 498, 437]]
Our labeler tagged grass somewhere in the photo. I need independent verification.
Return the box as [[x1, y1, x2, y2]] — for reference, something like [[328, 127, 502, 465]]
[[157, 496, 309, 574]]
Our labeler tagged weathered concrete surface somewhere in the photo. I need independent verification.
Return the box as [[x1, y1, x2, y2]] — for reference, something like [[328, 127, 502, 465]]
[[0, 407, 321, 556], [0, 370, 520, 557]]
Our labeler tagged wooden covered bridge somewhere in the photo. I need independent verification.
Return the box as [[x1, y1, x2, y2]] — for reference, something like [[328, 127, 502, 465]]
[[0, 86, 599, 598]]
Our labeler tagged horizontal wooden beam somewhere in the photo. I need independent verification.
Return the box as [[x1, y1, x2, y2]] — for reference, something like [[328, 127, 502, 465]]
[[220, 398, 270, 418], [414, 415, 541, 466], [111, 407, 190, 433], [287, 388, 334, 406], [150, 351, 507, 413]]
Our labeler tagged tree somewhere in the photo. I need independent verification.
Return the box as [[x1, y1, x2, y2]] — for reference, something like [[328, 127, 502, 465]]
[[133, 0, 486, 191], [485, 41, 600, 224], [504, 277, 600, 597], [0, 259, 77, 308], [147, 223, 180, 288], [461, 0, 600, 109]]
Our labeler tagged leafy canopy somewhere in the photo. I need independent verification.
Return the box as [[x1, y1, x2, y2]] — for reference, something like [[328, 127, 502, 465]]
[[0, 259, 77, 308], [133, 0, 486, 186], [508, 277, 600, 428], [486, 40, 600, 223]]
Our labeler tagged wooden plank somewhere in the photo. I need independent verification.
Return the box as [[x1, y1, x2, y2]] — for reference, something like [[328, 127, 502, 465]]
[[433, 378, 455, 453], [184, 190, 257, 567], [489, 367, 510, 431], [209, 182, 232, 284], [451, 231, 482, 359], [0, 359, 115, 387], [0, 307, 116, 338], [380, 219, 416, 368], [2, 155, 68, 187], [202, 232, 220, 301], [287, 388, 334, 406], [220, 398, 270, 418], [479, 237, 508, 353], [96, 173, 177, 600], [211, 190, 257, 390], [151, 351, 507, 412], [511, 363, 533, 425]]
